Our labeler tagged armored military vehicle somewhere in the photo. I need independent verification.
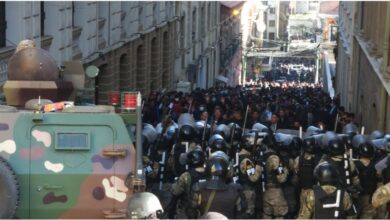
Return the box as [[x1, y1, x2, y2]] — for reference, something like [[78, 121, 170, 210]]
[[0, 40, 144, 219]]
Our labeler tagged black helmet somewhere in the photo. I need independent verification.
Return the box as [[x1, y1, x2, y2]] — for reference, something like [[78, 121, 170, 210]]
[[205, 151, 229, 183], [358, 141, 375, 158], [179, 125, 195, 141], [289, 136, 302, 153], [127, 192, 164, 219], [327, 137, 345, 156], [302, 136, 317, 154], [208, 134, 227, 153], [340, 134, 353, 150], [314, 162, 339, 186], [187, 149, 205, 168]]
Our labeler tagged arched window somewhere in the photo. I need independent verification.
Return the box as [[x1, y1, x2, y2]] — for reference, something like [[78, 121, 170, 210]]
[[119, 54, 130, 91], [162, 32, 169, 89]]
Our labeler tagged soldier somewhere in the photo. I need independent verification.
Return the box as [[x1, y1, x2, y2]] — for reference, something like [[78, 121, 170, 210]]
[[262, 134, 290, 218], [235, 132, 263, 218], [189, 151, 245, 219], [169, 113, 197, 177], [127, 192, 164, 219], [297, 162, 354, 219], [293, 137, 321, 211], [320, 133, 361, 213], [354, 138, 379, 218], [168, 148, 207, 218]]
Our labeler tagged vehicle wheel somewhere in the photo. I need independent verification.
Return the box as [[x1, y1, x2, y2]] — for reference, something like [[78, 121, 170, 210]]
[[0, 156, 19, 218]]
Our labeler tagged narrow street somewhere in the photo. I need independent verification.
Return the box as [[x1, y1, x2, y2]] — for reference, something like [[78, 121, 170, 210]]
[[0, 1, 390, 219]]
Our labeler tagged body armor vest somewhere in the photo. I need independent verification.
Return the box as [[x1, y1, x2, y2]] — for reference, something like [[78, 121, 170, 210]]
[[188, 169, 207, 185], [198, 182, 240, 219], [325, 157, 351, 188], [355, 160, 377, 195], [238, 154, 257, 186], [155, 150, 173, 183], [173, 142, 190, 176], [298, 155, 317, 189], [313, 185, 345, 219]]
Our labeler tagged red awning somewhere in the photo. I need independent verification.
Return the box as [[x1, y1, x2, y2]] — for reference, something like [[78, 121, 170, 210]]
[[220, 1, 245, 9]]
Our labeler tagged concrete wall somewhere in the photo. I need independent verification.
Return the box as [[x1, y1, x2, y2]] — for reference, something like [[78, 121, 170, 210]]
[[337, 1, 390, 133]]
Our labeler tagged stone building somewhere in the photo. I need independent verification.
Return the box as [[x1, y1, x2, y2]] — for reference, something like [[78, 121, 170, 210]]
[[173, 1, 221, 89], [336, 1, 390, 133], [0, 1, 180, 104]]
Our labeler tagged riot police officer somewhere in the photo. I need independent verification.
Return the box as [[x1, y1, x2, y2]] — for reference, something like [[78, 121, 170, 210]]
[[297, 162, 354, 219], [169, 148, 207, 218], [320, 133, 361, 201], [262, 133, 290, 219], [354, 136, 379, 218], [235, 132, 262, 218], [293, 137, 321, 210], [189, 151, 244, 219]]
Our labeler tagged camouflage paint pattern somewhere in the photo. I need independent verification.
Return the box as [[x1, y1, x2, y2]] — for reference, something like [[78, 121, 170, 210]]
[[0, 109, 136, 219]]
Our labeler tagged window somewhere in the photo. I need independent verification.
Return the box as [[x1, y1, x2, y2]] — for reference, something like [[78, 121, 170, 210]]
[[0, 2, 5, 47], [269, 20, 275, 27], [269, 32, 275, 40], [56, 133, 90, 150], [270, 8, 275, 14]]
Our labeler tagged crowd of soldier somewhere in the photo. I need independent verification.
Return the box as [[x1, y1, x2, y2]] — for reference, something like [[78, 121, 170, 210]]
[[132, 84, 390, 219]]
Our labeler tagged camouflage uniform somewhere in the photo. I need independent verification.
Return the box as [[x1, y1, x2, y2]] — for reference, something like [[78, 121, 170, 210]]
[[170, 167, 206, 218], [297, 185, 353, 219], [372, 182, 390, 208], [293, 153, 318, 206], [263, 152, 289, 218], [237, 149, 262, 218]]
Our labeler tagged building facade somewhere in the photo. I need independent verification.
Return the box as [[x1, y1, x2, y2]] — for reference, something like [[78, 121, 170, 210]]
[[262, 0, 280, 41], [336, 1, 390, 133], [0, 1, 224, 104], [173, 1, 221, 90], [219, 2, 242, 86]]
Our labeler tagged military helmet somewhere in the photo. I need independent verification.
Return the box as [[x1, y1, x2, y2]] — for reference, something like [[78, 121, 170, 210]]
[[339, 133, 353, 150], [370, 130, 384, 140], [205, 151, 229, 182], [302, 136, 317, 154], [327, 137, 345, 156], [358, 141, 375, 158], [213, 124, 230, 139], [252, 123, 269, 133], [187, 149, 205, 168], [208, 134, 226, 153], [289, 136, 302, 152], [314, 162, 339, 186], [127, 192, 164, 219], [195, 120, 211, 140], [178, 124, 195, 141]]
